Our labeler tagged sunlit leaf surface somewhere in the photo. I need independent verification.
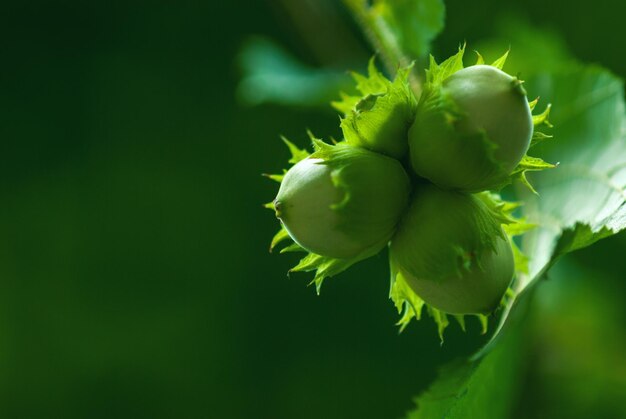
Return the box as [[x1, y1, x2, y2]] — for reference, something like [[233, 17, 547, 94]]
[[407, 64, 626, 419]]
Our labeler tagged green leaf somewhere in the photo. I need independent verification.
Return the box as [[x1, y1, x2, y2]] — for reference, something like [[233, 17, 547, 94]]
[[475, 65, 626, 356], [342, 0, 444, 94], [407, 62, 626, 419], [237, 37, 351, 107], [281, 136, 310, 164], [331, 57, 395, 114], [370, 0, 445, 60], [490, 49, 509, 70], [270, 227, 291, 253], [405, 317, 527, 419], [290, 252, 369, 294], [472, 16, 579, 77], [519, 66, 626, 281], [424, 44, 465, 86], [510, 155, 557, 194]]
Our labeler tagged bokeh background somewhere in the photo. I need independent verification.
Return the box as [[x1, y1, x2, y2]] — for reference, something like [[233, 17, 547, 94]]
[[1, 1, 625, 418]]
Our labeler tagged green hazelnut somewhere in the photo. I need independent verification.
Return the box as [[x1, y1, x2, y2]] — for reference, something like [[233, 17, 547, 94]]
[[409, 65, 533, 191], [274, 142, 410, 260], [389, 185, 514, 314]]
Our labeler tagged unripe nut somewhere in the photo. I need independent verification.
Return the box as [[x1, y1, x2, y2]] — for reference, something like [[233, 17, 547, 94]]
[[275, 145, 410, 259], [274, 159, 351, 257], [397, 237, 513, 314], [390, 185, 514, 314], [409, 65, 533, 191]]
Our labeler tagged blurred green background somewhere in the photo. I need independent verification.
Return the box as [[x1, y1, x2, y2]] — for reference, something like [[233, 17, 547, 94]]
[[1, 1, 625, 418]]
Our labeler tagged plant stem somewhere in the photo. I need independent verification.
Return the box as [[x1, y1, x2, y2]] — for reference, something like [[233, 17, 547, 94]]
[[342, 0, 422, 97]]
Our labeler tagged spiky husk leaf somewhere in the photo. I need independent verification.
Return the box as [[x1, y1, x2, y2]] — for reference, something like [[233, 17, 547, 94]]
[[390, 185, 509, 282], [388, 191, 527, 339], [409, 45, 555, 192], [269, 134, 411, 291], [333, 59, 417, 159]]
